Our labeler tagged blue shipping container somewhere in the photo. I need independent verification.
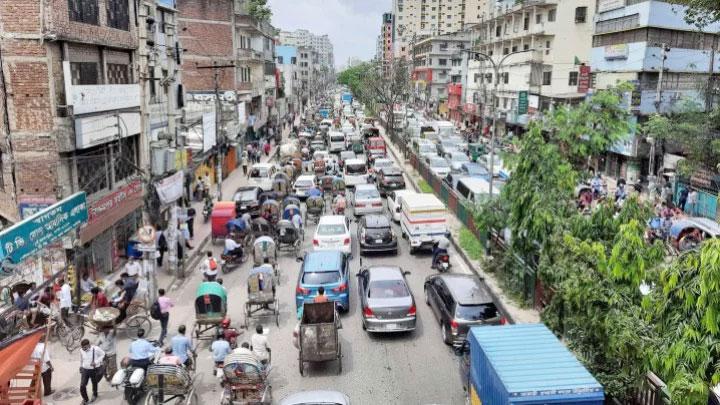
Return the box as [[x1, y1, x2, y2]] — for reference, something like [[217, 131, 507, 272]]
[[469, 324, 604, 405]]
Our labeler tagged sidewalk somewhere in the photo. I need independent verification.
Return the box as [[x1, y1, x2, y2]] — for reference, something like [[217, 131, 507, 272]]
[[376, 123, 540, 324]]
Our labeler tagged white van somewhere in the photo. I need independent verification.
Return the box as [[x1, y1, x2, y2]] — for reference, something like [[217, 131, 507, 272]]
[[400, 193, 448, 253], [455, 177, 501, 205], [343, 158, 368, 187], [328, 131, 346, 153]]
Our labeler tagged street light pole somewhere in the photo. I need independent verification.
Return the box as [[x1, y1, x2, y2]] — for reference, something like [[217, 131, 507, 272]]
[[462, 48, 535, 199]]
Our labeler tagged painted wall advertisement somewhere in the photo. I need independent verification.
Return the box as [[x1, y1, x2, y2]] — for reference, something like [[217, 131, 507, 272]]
[[0, 192, 88, 264], [605, 44, 629, 60]]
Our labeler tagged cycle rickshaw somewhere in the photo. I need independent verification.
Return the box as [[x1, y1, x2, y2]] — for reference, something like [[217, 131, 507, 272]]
[[253, 236, 279, 280], [249, 217, 275, 244], [305, 195, 325, 224], [244, 266, 280, 328], [282, 204, 302, 221], [276, 220, 302, 253], [219, 352, 272, 405], [192, 282, 227, 341], [144, 364, 199, 405], [259, 200, 280, 224]]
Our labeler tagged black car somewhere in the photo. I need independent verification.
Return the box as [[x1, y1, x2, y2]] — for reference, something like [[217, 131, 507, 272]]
[[357, 215, 398, 255], [376, 167, 406, 196], [233, 186, 262, 216], [424, 274, 504, 346]]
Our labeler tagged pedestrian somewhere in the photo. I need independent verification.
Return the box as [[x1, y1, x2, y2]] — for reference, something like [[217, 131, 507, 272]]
[[31, 335, 53, 397], [203, 172, 212, 198], [79, 338, 105, 405], [263, 141, 271, 156], [201, 251, 219, 282], [123, 257, 141, 278], [96, 327, 117, 382], [678, 187, 689, 212], [195, 176, 204, 201], [179, 222, 193, 250], [171, 325, 195, 368], [186, 207, 196, 240], [687, 189, 699, 216], [241, 150, 249, 176], [156, 224, 167, 268], [58, 277, 72, 324], [157, 288, 173, 345]]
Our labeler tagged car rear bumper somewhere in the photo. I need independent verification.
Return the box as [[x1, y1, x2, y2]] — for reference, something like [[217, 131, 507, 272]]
[[314, 245, 352, 255], [364, 316, 416, 332], [296, 293, 350, 311], [359, 239, 397, 253], [354, 205, 384, 215]]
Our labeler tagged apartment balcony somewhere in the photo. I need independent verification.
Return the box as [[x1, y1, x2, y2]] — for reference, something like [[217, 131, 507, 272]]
[[237, 48, 264, 61], [235, 13, 275, 37]]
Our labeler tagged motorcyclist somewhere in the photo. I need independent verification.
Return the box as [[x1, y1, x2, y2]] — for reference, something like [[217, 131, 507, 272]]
[[128, 328, 159, 371], [590, 174, 603, 199], [431, 232, 451, 269], [223, 237, 244, 262], [332, 193, 347, 215], [203, 194, 213, 215], [221, 318, 242, 349]]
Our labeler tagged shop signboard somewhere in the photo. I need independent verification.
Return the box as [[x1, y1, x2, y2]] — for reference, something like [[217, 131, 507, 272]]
[[517, 91, 529, 115], [605, 44, 629, 60], [18, 197, 56, 219], [0, 192, 88, 264], [80, 180, 144, 243]]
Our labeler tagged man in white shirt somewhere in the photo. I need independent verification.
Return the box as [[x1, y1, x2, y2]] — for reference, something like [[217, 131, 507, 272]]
[[250, 324, 270, 364], [31, 338, 53, 396], [224, 237, 243, 259], [58, 277, 72, 324], [79, 338, 105, 404], [201, 251, 218, 282], [124, 257, 142, 278]]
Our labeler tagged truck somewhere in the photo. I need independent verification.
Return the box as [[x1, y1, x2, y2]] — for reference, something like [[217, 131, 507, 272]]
[[341, 92, 353, 105], [399, 193, 447, 254], [319, 107, 331, 119], [464, 324, 604, 405]]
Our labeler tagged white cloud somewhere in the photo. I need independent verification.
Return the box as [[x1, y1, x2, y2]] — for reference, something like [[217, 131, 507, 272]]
[[268, 0, 391, 68]]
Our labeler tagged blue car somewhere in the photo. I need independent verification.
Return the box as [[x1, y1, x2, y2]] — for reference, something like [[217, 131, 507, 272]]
[[295, 250, 350, 313]]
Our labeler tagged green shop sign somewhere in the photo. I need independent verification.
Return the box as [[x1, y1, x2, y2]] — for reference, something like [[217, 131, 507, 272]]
[[0, 192, 88, 264], [518, 91, 528, 115]]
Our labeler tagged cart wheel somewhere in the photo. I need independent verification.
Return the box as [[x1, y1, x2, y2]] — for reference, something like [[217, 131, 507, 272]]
[[126, 302, 145, 317], [143, 393, 158, 405], [125, 315, 151, 339]]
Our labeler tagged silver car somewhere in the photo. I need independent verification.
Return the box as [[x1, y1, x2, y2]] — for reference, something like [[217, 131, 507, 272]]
[[352, 184, 383, 215], [357, 265, 416, 333], [280, 390, 351, 405]]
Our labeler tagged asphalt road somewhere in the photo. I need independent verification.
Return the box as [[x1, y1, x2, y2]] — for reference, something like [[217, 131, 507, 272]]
[[47, 146, 470, 405]]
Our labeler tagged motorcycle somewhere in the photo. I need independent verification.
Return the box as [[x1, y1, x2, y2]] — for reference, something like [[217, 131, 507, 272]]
[[111, 341, 161, 405], [436, 250, 451, 272], [220, 251, 247, 273], [203, 199, 213, 222]]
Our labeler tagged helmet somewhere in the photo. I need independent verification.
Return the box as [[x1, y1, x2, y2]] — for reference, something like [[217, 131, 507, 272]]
[[221, 318, 231, 328]]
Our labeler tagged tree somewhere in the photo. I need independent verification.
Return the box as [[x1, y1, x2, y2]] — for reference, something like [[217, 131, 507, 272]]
[[671, 0, 720, 27], [357, 59, 412, 137], [336, 62, 372, 103], [246, 0, 272, 22]]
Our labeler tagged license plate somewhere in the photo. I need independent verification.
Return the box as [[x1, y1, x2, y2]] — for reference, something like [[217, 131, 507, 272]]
[[375, 239, 383, 244], [386, 323, 397, 330], [390, 183, 396, 187]]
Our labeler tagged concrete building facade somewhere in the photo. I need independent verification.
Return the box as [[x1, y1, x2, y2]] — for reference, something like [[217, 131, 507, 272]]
[[278, 29, 334, 69]]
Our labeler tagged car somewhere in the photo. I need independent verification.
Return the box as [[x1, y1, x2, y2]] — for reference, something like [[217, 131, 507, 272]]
[[424, 274, 505, 346], [460, 162, 490, 180], [371, 158, 395, 174], [352, 184, 383, 216], [357, 265, 416, 332], [436, 138, 462, 157], [280, 391, 351, 405], [376, 167, 406, 196], [446, 151, 471, 172], [249, 163, 277, 191], [418, 142, 439, 159], [293, 174, 317, 200], [313, 215, 352, 255], [339, 151, 356, 168], [232, 186, 262, 216], [426, 156, 451, 178], [443, 173, 467, 191], [386, 189, 416, 222], [357, 214, 398, 255], [295, 250, 350, 312], [343, 158, 369, 187]]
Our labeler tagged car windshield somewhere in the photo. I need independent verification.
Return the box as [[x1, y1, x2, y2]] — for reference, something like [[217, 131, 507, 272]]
[[430, 158, 450, 168], [302, 271, 341, 285], [451, 154, 469, 162], [383, 174, 404, 183], [356, 188, 380, 199], [346, 164, 367, 174], [455, 304, 498, 321], [419, 144, 435, 153], [341, 153, 355, 160], [331, 135, 345, 142], [464, 166, 487, 176], [317, 224, 346, 235], [295, 179, 314, 187], [236, 190, 257, 201], [374, 160, 393, 168], [368, 279, 410, 298]]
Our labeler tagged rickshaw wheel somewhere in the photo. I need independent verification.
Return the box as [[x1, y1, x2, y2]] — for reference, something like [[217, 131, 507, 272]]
[[124, 315, 151, 339], [185, 391, 199, 405], [243, 234, 253, 248], [244, 304, 250, 329], [337, 342, 343, 375], [192, 323, 200, 339], [143, 393, 158, 405]]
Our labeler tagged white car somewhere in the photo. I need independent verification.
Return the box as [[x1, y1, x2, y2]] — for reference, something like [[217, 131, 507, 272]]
[[313, 215, 352, 255], [418, 142, 439, 159], [249, 163, 276, 191], [352, 184, 383, 216], [293, 175, 316, 199], [426, 157, 451, 178], [343, 158, 368, 187], [446, 151, 470, 172], [371, 158, 395, 174]]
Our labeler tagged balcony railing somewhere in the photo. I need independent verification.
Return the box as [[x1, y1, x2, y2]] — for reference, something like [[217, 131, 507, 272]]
[[235, 13, 275, 36], [237, 48, 263, 61]]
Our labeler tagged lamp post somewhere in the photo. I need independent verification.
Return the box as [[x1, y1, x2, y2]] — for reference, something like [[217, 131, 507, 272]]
[[461, 48, 536, 199]]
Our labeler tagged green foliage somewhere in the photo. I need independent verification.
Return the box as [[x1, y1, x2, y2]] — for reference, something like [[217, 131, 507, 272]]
[[336, 63, 372, 103], [417, 179, 433, 193], [670, 0, 720, 27], [459, 227, 483, 260], [246, 0, 272, 22], [646, 239, 720, 403]]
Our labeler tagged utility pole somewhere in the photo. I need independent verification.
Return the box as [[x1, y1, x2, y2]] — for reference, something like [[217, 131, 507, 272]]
[[707, 38, 717, 112], [651, 43, 669, 180], [196, 62, 235, 201]]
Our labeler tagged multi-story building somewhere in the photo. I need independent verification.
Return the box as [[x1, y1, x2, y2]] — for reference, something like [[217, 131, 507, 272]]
[[381, 13, 395, 68], [297, 46, 320, 107], [376, 34, 385, 62], [412, 31, 471, 113], [0, 0, 151, 277], [466, 0, 595, 134], [393, 0, 489, 59], [590, 0, 720, 183], [278, 29, 334, 69], [178, 0, 278, 185], [276, 45, 301, 115]]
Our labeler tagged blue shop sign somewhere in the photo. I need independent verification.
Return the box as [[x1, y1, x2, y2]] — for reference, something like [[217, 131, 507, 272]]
[[0, 192, 88, 264]]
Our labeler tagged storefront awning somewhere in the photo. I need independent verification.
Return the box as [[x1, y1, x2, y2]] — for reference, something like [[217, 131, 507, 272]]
[[0, 331, 42, 387]]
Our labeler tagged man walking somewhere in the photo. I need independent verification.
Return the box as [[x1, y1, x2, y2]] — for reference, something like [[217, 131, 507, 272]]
[[31, 336, 53, 396], [157, 288, 173, 345], [58, 277, 72, 324], [79, 338, 105, 404], [96, 327, 117, 382]]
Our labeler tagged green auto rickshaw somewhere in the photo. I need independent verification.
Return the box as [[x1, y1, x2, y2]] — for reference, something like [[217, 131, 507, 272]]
[[468, 143, 486, 162]]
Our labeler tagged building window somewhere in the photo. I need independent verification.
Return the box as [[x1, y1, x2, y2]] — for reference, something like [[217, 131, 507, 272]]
[[77, 147, 109, 195], [495, 25, 501, 37], [239, 66, 251, 82], [473, 73, 480, 83], [511, 45, 517, 52], [595, 14, 640, 34], [569, 71, 579, 86], [277, 56, 284, 64], [542, 71, 552, 85], [548, 9, 556, 22], [439, 58, 447, 66], [70, 62, 99, 85], [68, 0, 99, 25], [575, 7, 588, 23], [451, 58, 461, 66], [485, 73, 492, 83], [107, 0, 129, 30], [107, 63, 130, 84], [113, 136, 139, 183], [148, 69, 157, 102], [523, 44, 530, 50], [535, 13, 542, 24], [523, 15, 529, 30], [503, 47, 509, 55], [503, 72, 509, 84]]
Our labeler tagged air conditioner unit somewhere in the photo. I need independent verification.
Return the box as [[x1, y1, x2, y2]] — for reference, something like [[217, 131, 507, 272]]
[[165, 148, 177, 172], [151, 147, 166, 176]]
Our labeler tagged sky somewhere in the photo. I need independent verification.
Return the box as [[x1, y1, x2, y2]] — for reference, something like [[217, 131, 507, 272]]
[[267, 0, 392, 69]]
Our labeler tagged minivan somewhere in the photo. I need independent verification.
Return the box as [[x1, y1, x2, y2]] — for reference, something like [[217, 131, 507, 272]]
[[455, 177, 501, 205], [328, 131, 346, 153]]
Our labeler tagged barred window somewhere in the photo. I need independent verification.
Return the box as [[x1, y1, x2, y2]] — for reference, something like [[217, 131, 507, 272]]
[[68, 0, 99, 25], [107, 0, 129, 30], [595, 14, 640, 34], [114, 135, 139, 183], [107, 63, 130, 84], [70, 62, 99, 85], [77, 147, 110, 195]]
